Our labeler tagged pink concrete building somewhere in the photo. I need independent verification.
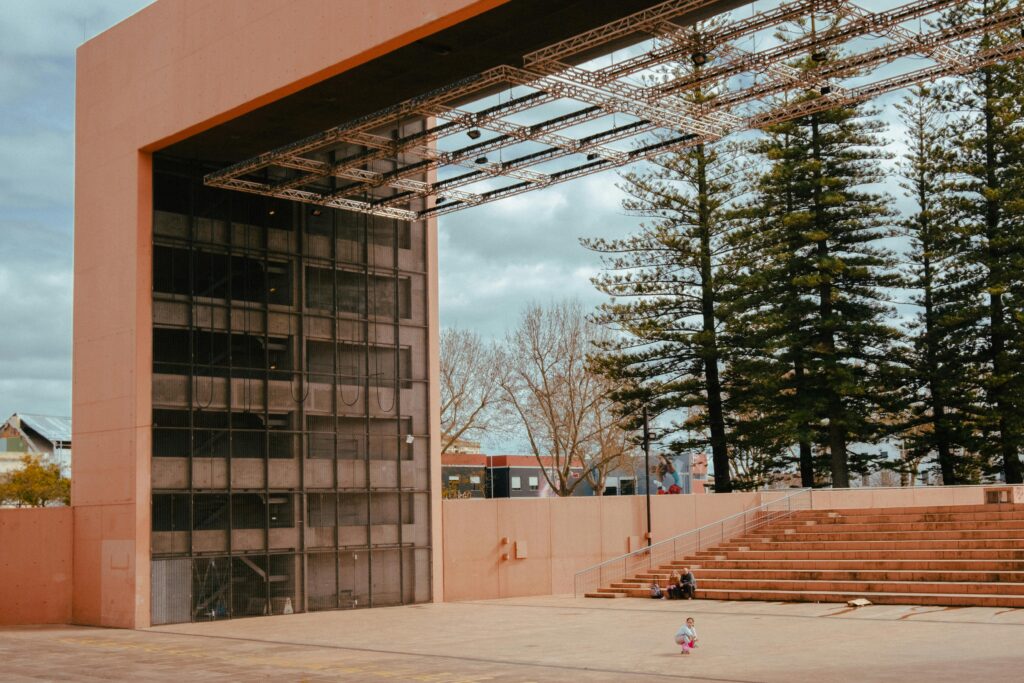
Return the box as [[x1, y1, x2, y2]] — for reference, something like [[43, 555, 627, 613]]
[[74, 0, 728, 628]]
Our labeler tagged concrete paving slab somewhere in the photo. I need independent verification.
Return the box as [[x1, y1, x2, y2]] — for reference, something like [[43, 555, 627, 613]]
[[2, 596, 1023, 681]]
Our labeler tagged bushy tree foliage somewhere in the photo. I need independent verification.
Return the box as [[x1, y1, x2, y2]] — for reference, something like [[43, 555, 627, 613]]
[[0, 455, 70, 507]]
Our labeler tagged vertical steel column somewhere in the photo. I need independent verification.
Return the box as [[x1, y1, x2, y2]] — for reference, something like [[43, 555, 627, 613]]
[[362, 199, 374, 607], [185, 169, 197, 620], [262, 194, 273, 615], [390, 135, 406, 604], [297, 200, 308, 614], [225, 182, 235, 619]]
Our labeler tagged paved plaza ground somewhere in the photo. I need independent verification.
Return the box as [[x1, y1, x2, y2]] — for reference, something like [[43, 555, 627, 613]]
[[3, 596, 1024, 681]]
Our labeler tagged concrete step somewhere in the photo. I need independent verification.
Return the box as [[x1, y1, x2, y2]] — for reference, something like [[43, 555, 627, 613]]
[[584, 592, 625, 598], [693, 548, 1024, 560], [751, 520, 1024, 534], [592, 504, 1024, 608], [691, 558, 1024, 571], [691, 568, 1024, 583], [697, 578, 1024, 596], [692, 588, 1024, 608], [806, 501, 1024, 511], [753, 529, 1024, 541], [795, 503, 1024, 517], [732, 539, 1024, 551], [797, 510, 1024, 525]]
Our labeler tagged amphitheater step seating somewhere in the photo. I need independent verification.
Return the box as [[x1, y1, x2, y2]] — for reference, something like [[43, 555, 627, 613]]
[[588, 503, 1024, 606]]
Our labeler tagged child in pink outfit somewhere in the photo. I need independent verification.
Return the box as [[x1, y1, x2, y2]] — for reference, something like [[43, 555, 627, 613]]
[[674, 617, 698, 654]]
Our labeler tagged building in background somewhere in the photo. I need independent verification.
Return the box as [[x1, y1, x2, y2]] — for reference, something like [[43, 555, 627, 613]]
[[441, 452, 488, 498], [0, 414, 72, 475], [441, 448, 707, 498]]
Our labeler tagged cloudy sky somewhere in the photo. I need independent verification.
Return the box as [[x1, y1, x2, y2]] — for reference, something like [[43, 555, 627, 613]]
[[0, 0, 640, 424], [1, 1, 154, 422], [0, 0, 918, 430]]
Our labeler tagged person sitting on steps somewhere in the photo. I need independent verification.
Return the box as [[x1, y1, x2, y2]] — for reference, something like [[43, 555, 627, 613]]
[[680, 567, 697, 600], [667, 570, 683, 599]]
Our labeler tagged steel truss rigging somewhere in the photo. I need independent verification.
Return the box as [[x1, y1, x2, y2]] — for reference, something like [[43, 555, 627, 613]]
[[206, 0, 1024, 220]]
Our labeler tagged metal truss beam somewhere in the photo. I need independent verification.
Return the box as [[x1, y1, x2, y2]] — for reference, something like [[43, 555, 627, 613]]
[[205, 0, 1024, 222]]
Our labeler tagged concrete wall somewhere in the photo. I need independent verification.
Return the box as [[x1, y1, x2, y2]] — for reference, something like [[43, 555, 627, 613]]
[[441, 485, 1006, 601], [442, 492, 762, 601], [0, 508, 73, 625], [74, 0, 507, 628], [807, 485, 990, 510], [0, 485, 1008, 624]]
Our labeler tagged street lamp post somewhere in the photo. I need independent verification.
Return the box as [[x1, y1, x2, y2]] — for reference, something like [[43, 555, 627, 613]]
[[643, 405, 651, 547]]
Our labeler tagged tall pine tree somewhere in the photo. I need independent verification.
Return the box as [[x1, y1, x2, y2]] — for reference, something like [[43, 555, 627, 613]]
[[894, 86, 978, 485], [585, 24, 744, 492], [938, 0, 1024, 483], [729, 36, 901, 487]]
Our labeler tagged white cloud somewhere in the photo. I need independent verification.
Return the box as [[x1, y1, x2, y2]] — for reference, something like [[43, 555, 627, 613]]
[[0, 2, 149, 421]]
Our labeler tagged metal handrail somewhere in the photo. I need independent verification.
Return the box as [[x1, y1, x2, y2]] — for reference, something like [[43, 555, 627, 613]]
[[573, 488, 812, 597]]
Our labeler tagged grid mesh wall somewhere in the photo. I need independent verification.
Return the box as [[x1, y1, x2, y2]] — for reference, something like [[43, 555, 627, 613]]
[[150, 149, 432, 624]]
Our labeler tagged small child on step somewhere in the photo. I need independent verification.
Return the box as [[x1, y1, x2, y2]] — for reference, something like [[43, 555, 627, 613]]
[[674, 617, 698, 654]]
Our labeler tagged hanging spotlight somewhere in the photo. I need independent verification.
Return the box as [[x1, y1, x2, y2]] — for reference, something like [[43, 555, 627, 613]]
[[819, 85, 832, 95], [691, 52, 708, 66], [311, 208, 322, 216], [436, 196, 447, 204], [467, 129, 481, 139], [586, 153, 599, 161], [268, 208, 276, 216], [475, 156, 488, 164], [811, 51, 827, 63]]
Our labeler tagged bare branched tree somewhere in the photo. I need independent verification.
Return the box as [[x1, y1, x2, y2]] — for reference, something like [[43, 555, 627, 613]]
[[440, 328, 505, 454], [499, 300, 636, 496]]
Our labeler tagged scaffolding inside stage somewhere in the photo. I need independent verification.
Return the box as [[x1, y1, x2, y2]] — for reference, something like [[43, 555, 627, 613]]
[[205, 0, 1024, 219]]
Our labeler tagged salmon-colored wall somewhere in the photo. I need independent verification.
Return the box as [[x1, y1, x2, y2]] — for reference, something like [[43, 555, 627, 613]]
[[441, 486, 1005, 601], [74, 0, 508, 628], [442, 492, 764, 601], [0, 509, 73, 625], [808, 485, 989, 510]]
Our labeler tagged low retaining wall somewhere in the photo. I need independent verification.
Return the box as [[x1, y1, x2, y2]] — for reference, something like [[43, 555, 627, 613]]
[[807, 485, 990, 510], [0, 485, 1005, 622], [442, 485, 1004, 602], [0, 507, 73, 624], [442, 492, 761, 601]]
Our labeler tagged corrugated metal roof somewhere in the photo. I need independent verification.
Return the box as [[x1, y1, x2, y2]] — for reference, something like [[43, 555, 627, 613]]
[[17, 414, 72, 443]]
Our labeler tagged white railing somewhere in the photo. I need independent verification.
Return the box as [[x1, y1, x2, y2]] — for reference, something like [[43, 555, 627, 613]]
[[573, 488, 812, 597]]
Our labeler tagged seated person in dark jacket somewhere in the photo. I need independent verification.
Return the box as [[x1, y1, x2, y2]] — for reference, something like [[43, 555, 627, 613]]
[[679, 567, 697, 599]]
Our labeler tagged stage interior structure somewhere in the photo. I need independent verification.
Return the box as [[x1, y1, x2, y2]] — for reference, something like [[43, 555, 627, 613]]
[[116, 0, 1024, 624]]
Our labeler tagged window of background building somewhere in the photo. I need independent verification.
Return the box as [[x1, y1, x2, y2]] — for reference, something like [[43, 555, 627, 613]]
[[448, 475, 460, 482], [528, 476, 538, 491], [469, 476, 480, 484], [511, 476, 521, 491]]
